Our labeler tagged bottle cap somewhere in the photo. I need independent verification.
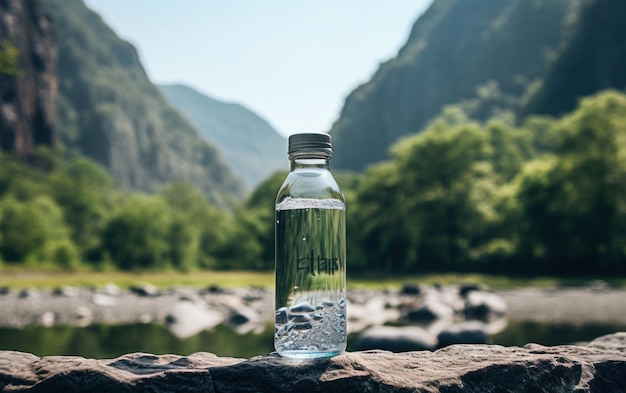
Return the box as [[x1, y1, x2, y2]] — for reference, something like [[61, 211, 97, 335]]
[[288, 133, 332, 156]]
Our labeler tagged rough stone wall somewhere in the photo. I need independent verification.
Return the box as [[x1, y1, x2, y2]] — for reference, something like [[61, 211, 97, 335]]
[[0, 0, 57, 160]]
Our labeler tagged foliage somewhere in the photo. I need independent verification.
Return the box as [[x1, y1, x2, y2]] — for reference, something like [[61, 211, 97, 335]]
[[216, 171, 286, 270], [49, 158, 113, 258], [514, 91, 626, 274], [101, 196, 171, 271], [0, 151, 238, 271], [159, 182, 233, 270], [0, 39, 21, 76], [0, 196, 75, 267], [2, 90, 626, 276], [352, 118, 498, 273], [348, 89, 626, 276]]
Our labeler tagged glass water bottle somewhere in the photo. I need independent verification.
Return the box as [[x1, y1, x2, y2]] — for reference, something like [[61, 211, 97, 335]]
[[274, 132, 347, 359]]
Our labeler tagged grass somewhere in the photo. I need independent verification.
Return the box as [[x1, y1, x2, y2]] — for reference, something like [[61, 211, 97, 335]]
[[1, 267, 625, 290], [348, 273, 562, 289], [350, 272, 626, 289], [0, 268, 274, 290]]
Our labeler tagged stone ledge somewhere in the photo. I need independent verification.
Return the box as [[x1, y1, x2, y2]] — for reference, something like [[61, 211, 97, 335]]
[[1, 333, 625, 392]]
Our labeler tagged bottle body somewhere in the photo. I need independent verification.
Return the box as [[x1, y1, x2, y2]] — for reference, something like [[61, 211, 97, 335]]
[[274, 155, 347, 359]]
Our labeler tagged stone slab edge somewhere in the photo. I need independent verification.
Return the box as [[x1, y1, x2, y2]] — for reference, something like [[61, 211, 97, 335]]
[[1, 333, 626, 392]]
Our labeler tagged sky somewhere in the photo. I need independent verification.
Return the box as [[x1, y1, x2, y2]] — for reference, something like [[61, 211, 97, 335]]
[[84, 1, 433, 137]]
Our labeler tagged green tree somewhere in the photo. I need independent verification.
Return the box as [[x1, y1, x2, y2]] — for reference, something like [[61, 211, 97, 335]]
[[0, 196, 77, 267], [101, 196, 170, 270], [218, 171, 286, 270], [521, 115, 559, 154], [50, 158, 113, 258], [218, 169, 362, 271], [510, 158, 562, 272], [0, 154, 49, 200], [159, 182, 233, 270], [160, 183, 202, 271], [514, 90, 626, 274], [485, 120, 535, 182], [353, 119, 498, 273], [351, 161, 408, 273]]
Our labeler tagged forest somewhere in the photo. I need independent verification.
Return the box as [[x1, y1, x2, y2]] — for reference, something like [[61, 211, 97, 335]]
[[2, 89, 625, 276]]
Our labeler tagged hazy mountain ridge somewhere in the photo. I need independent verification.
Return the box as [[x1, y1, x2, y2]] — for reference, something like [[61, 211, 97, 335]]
[[160, 84, 287, 190], [39, 0, 244, 206], [330, 0, 584, 171]]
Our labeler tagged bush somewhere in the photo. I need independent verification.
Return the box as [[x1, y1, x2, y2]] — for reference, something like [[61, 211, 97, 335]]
[[101, 196, 170, 270], [0, 196, 74, 266]]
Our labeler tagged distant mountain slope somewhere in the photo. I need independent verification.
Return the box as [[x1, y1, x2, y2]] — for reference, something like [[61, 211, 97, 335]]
[[40, 0, 244, 206], [330, 0, 583, 171], [160, 84, 287, 190], [524, 0, 626, 116]]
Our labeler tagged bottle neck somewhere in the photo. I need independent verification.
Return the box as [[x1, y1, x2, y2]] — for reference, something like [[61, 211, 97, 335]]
[[289, 152, 331, 171]]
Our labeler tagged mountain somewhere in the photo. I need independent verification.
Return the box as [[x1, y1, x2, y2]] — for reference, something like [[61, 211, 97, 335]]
[[39, 0, 244, 206], [524, 0, 626, 116], [0, 0, 56, 160], [160, 84, 287, 190], [330, 0, 584, 171]]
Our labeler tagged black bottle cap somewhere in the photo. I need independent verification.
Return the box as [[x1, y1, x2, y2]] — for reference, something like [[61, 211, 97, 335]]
[[288, 133, 332, 155]]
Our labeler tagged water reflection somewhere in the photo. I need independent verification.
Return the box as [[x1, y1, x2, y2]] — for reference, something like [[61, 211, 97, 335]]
[[0, 321, 623, 359], [0, 323, 274, 359], [491, 321, 626, 347]]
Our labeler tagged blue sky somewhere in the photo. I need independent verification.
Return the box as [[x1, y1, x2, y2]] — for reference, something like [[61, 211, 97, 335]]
[[84, 1, 433, 136]]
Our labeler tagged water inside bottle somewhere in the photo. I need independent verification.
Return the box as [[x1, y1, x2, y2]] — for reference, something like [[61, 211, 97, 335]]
[[275, 197, 346, 359]]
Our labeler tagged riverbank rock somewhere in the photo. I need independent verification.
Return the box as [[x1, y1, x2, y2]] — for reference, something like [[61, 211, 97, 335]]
[[1, 333, 625, 392], [356, 325, 437, 351], [165, 300, 224, 339], [436, 321, 489, 347]]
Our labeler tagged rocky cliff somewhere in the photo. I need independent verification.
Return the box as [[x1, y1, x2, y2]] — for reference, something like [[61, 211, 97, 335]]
[[330, 0, 583, 171], [524, 0, 626, 116], [0, 0, 57, 160], [39, 0, 244, 205], [1, 333, 625, 392]]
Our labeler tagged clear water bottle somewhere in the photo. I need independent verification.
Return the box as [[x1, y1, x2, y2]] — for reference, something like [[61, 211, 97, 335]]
[[274, 132, 347, 359]]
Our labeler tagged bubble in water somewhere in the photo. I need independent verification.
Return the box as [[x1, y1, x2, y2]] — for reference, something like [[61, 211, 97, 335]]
[[275, 297, 346, 357], [276, 197, 345, 212]]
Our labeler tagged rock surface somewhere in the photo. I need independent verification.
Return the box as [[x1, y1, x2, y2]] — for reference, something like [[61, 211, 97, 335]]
[[0, 286, 274, 338], [38, 0, 245, 205], [5, 284, 626, 350], [1, 333, 625, 392], [0, 0, 57, 158], [0, 285, 506, 342]]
